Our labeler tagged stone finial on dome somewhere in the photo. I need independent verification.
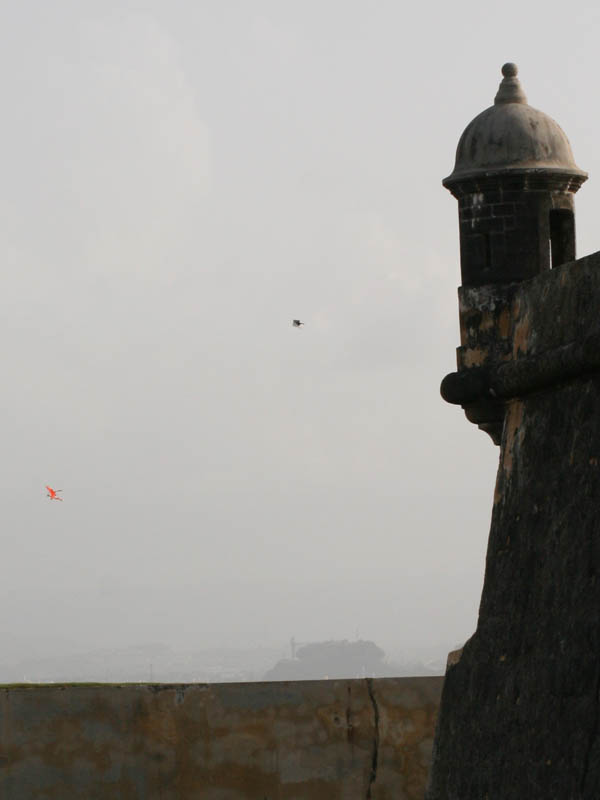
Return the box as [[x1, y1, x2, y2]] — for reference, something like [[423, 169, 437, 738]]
[[494, 62, 527, 105]]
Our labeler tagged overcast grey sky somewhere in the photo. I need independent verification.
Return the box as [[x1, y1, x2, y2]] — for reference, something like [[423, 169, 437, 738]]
[[2, 0, 599, 660]]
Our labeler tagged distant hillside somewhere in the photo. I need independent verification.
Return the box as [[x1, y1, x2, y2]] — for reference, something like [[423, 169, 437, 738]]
[[263, 639, 443, 680]]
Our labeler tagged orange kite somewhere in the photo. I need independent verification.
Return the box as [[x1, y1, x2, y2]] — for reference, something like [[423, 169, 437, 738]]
[[46, 486, 63, 501]]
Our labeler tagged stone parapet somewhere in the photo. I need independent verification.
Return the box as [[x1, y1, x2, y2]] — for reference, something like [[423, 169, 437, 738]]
[[0, 676, 442, 799], [442, 252, 600, 442]]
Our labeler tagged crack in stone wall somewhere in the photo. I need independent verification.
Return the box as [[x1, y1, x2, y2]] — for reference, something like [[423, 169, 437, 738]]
[[365, 678, 380, 799]]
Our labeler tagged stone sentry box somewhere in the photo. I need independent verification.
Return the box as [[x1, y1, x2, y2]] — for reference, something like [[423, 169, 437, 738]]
[[444, 63, 587, 290], [440, 63, 587, 443]]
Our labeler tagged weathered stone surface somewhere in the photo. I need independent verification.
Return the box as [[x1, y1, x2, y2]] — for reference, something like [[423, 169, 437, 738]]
[[445, 252, 600, 404], [428, 377, 600, 799], [0, 676, 442, 799], [430, 253, 600, 798], [444, 251, 600, 441]]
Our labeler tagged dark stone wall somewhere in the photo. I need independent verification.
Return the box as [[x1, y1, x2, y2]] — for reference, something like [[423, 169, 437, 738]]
[[458, 189, 539, 286], [428, 382, 600, 799], [452, 176, 577, 287], [429, 251, 600, 799]]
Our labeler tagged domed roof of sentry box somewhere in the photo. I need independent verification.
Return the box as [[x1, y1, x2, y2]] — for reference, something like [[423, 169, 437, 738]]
[[443, 63, 587, 187]]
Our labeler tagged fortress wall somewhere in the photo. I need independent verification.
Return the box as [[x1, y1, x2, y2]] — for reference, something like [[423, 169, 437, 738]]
[[429, 253, 600, 798], [0, 676, 442, 799]]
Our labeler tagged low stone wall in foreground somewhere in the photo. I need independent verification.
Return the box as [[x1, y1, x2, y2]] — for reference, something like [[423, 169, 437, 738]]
[[0, 676, 442, 799]]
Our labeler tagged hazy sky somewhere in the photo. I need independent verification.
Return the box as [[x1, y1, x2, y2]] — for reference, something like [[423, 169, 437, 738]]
[[2, 0, 599, 660]]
